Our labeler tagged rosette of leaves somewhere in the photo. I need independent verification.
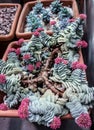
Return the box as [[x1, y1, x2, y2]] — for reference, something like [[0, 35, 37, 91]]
[[49, 58, 71, 83], [33, 2, 43, 14], [51, 22, 60, 35], [62, 17, 84, 48], [66, 97, 92, 129], [59, 18, 69, 30], [50, 0, 62, 14], [70, 18, 85, 46], [19, 34, 44, 74], [5, 52, 23, 76], [0, 60, 6, 73], [18, 90, 65, 128], [25, 13, 42, 32], [58, 7, 72, 29], [0, 74, 21, 108], [40, 31, 57, 47], [63, 17, 81, 38], [6, 51, 20, 67], [41, 49, 51, 62], [78, 87, 94, 104], [58, 7, 72, 20], [40, 31, 50, 46], [20, 52, 42, 75], [66, 97, 88, 117], [67, 49, 80, 64], [42, 10, 50, 24], [30, 34, 43, 51], [0, 73, 34, 108]]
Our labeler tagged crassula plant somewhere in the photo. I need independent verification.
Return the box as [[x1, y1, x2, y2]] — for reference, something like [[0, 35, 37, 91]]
[[33, 1, 43, 14], [24, 13, 42, 32], [0, 14, 93, 129], [24, 0, 73, 33], [58, 7, 72, 19], [50, 0, 62, 14], [58, 7, 73, 29], [42, 10, 50, 24]]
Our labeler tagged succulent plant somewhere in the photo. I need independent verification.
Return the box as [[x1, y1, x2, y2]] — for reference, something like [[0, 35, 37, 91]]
[[66, 97, 92, 128], [25, 13, 42, 32], [50, 0, 62, 14], [33, 2, 43, 14], [18, 90, 67, 129], [50, 57, 70, 82], [61, 17, 86, 48], [58, 7, 72, 20], [25, 1, 74, 33], [0, 14, 93, 129], [50, 21, 60, 35], [39, 31, 53, 47], [59, 17, 69, 30], [42, 10, 50, 24]]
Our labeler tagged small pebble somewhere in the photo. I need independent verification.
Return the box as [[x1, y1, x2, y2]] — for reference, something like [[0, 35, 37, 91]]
[[0, 6, 18, 35]]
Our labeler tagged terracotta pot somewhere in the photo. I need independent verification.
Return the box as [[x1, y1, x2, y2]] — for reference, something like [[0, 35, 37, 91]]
[[23, 0, 36, 4], [16, 0, 79, 39], [1, 40, 84, 118], [0, 3, 22, 41]]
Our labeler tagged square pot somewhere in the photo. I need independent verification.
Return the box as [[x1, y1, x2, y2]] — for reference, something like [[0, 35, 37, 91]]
[[1, 40, 84, 118], [0, 3, 21, 41], [16, 0, 79, 39]]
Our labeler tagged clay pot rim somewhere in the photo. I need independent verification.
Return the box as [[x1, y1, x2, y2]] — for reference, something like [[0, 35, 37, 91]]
[[1, 40, 84, 118]]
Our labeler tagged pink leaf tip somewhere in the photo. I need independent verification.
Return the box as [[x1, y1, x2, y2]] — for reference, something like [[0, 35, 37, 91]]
[[71, 61, 79, 69], [23, 54, 31, 60], [81, 41, 88, 47], [79, 14, 87, 19], [0, 103, 9, 110], [62, 59, 68, 64], [16, 48, 21, 55], [50, 21, 56, 25], [75, 113, 92, 128], [55, 57, 68, 64], [16, 38, 24, 46], [37, 28, 44, 32], [55, 58, 63, 64], [72, 62, 87, 70], [27, 64, 34, 72], [8, 48, 16, 53], [68, 18, 75, 22], [76, 63, 87, 70], [50, 116, 61, 130], [18, 98, 29, 119], [76, 41, 88, 48], [36, 61, 42, 69], [0, 74, 6, 84], [33, 31, 40, 37]]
